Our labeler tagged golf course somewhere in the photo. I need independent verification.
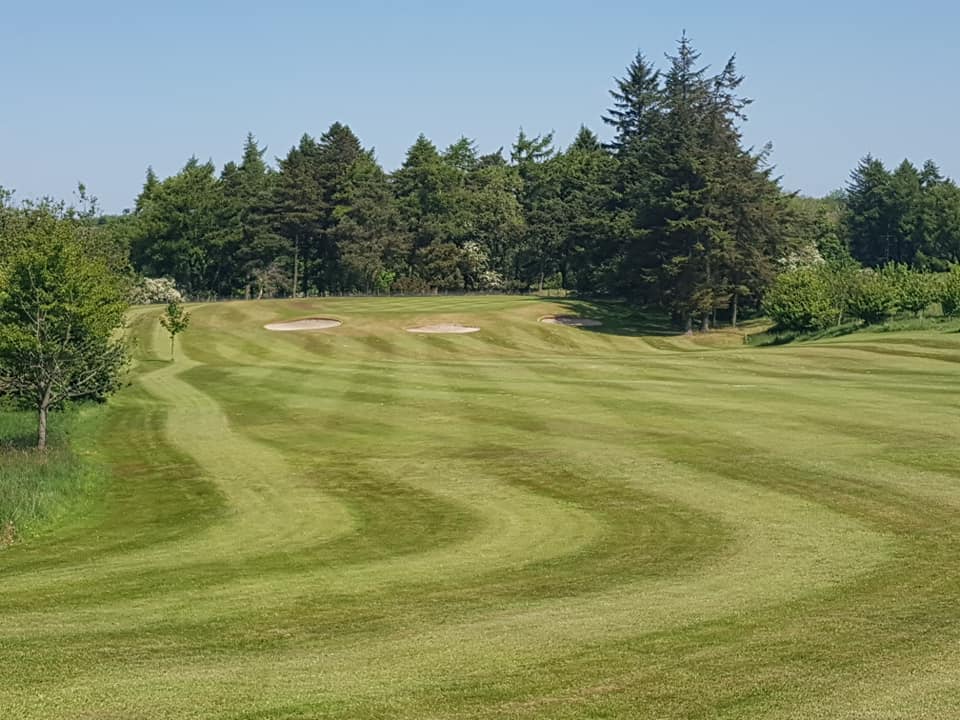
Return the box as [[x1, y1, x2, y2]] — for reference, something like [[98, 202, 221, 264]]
[[1, 295, 959, 718]]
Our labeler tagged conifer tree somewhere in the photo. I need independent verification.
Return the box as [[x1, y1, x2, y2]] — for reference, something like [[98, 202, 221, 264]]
[[603, 51, 662, 154]]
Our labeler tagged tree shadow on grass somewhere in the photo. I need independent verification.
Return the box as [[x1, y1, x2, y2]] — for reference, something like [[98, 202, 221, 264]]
[[531, 297, 678, 337]]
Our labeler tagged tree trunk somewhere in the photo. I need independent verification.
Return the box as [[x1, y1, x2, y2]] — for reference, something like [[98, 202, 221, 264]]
[[731, 293, 739, 328], [38, 403, 48, 451], [684, 314, 693, 334], [292, 238, 300, 298], [701, 314, 710, 332], [170, 335, 175, 361]]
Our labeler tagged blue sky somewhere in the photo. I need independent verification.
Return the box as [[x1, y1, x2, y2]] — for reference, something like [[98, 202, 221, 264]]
[[2, 1, 958, 212]]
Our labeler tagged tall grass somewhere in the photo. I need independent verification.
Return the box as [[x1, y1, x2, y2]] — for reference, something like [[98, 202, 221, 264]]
[[0, 404, 102, 542]]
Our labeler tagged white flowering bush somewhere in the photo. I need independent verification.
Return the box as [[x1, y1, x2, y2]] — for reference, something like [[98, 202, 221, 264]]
[[479, 269, 505, 290], [130, 277, 184, 305], [777, 244, 825, 272]]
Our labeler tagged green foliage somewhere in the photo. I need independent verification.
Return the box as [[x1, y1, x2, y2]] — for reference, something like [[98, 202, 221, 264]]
[[0, 205, 129, 448], [845, 156, 960, 269], [846, 269, 900, 324], [159, 301, 191, 360], [882, 263, 938, 316], [765, 261, 948, 332], [104, 36, 960, 327], [939, 265, 960, 316], [762, 266, 837, 331]]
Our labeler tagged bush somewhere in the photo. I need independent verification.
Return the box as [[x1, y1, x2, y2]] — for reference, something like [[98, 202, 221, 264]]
[[130, 277, 183, 305], [762, 266, 836, 332], [847, 269, 900, 325], [882, 263, 938, 317], [940, 265, 960, 316]]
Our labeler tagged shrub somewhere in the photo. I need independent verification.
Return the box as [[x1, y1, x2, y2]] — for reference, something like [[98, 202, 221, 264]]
[[883, 264, 939, 317], [130, 277, 183, 305], [940, 265, 960, 316], [847, 269, 899, 325], [763, 266, 836, 332]]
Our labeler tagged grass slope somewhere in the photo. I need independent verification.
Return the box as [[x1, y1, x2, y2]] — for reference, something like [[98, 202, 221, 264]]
[[3, 295, 960, 719]]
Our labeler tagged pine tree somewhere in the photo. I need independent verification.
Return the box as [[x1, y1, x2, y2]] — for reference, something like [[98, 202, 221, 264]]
[[556, 127, 617, 292], [273, 134, 324, 296], [845, 155, 894, 266], [391, 135, 467, 289], [333, 152, 410, 293], [602, 51, 662, 154]]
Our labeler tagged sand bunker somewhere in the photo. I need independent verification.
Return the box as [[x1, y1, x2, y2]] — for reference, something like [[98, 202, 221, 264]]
[[539, 315, 603, 327], [406, 323, 480, 334], [264, 318, 342, 332]]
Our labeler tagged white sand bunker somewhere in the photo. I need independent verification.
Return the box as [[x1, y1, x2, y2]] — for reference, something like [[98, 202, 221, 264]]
[[264, 318, 342, 332], [406, 323, 480, 334], [539, 315, 603, 327]]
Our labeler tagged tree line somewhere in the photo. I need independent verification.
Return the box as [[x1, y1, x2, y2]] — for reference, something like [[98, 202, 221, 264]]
[[95, 36, 789, 331], [6, 33, 960, 334], [78, 35, 958, 333]]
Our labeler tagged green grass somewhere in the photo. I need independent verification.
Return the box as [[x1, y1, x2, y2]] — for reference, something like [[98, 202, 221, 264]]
[[0, 404, 108, 540], [3, 295, 960, 718]]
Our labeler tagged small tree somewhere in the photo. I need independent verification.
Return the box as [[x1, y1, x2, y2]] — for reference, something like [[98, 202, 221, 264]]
[[0, 206, 129, 450], [762, 266, 836, 332], [847, 269, 900, 325], [938, 265, 960, 316], [159, 302, 191, 360], [885, 264, 938, 322]]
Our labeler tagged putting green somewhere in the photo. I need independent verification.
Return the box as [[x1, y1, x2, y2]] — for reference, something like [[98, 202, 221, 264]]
[[3, 296, 960, 719]]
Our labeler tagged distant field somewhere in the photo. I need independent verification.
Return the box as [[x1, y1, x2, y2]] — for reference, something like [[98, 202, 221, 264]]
[[3, 295, 960, 719]]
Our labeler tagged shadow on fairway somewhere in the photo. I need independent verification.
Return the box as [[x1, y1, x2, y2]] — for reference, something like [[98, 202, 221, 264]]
[[533, 297, 677, 337]]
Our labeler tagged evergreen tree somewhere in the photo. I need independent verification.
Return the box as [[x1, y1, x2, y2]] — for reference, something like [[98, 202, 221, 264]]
[[602, 51, 662, 154], [333, 153, 410, 293], [511, 129, 560, 290], [556, 127, 617, 293], [392, 135, 466, 289], [273, 134, 324, 296], [130, 157, 221, 296], [845, 155, 895, 266]]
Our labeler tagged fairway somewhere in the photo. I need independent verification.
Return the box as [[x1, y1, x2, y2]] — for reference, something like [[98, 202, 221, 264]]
[[4, 295, 960, 719]]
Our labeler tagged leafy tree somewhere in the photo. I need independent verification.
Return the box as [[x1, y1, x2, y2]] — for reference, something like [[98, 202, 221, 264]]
[[159, 301, 191, 360], [130, 157, 221, 296], [847, 269, 899, 324], [937, 265, 960, 316], [0, 205, 128, 449], [883, 263, 937, 319], [463, 156, 524, 286], [762, 266, 836, 332]]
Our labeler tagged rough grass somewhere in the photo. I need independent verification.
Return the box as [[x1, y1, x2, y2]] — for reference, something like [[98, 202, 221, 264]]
[[0, 406, 105, 539], [3, 295, 960, 718]]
